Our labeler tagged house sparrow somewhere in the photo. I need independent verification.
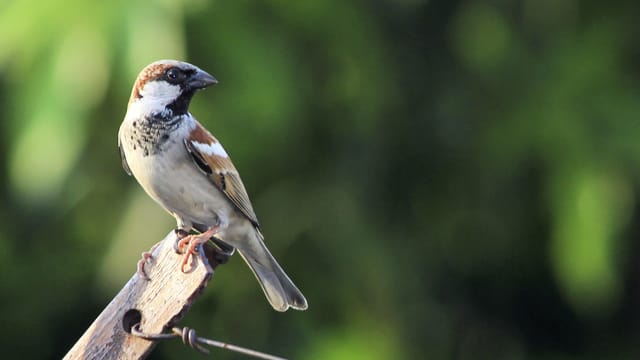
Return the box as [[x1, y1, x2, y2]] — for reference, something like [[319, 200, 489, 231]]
[[118, 60, 308, 312]]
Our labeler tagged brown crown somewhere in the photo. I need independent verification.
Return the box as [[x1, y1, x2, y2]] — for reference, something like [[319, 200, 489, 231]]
[[129, 62, 173, 101]]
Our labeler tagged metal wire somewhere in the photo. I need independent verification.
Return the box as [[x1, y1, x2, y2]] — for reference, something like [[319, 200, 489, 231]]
[[131, 323, 287, 360]]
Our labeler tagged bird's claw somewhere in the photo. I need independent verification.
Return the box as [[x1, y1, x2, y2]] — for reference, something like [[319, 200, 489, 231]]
[[180, 238, 202, 273], [174, 226, 222, 273], [173, 228, 190, 253], [137, 241, 163, 280], [137, 251, 154, 280]]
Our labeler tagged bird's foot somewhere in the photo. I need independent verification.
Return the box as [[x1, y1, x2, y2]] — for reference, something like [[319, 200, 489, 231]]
[[172, 228, 190, 253], [176, 226, 220, 273], [137, 242, 162, 280]]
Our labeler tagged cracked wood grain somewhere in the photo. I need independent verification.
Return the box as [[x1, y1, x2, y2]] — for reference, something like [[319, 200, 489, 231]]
[[64, 231, 216, 360]]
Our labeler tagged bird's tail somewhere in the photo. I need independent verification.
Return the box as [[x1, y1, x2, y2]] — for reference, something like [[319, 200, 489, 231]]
[[237, 230, 308, 312]]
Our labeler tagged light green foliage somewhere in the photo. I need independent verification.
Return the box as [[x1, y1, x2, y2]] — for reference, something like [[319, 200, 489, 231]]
[[0, 0, 639, 359]]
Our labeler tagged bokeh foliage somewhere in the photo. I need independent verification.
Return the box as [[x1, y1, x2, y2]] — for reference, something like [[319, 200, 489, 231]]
[[1, 0, 640, 359]]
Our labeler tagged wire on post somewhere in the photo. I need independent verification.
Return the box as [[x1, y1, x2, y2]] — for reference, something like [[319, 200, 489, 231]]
[[131, 323, 287, 360]]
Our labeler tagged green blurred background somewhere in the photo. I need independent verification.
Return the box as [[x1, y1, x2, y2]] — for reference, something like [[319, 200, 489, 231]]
[[1, 0, 640, 359]]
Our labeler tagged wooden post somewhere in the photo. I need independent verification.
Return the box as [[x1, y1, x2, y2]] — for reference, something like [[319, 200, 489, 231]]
[[64, 231, 216, 360]]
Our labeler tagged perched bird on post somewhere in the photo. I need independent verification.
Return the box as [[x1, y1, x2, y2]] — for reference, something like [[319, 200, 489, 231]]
[[118, 60, 308, 312]]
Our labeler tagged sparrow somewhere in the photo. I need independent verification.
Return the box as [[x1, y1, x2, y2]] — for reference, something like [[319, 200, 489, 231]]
[[118, 60, 308, 312]]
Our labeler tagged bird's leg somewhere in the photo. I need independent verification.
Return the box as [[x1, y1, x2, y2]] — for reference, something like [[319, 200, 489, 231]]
[[176, 226, 220, 273]]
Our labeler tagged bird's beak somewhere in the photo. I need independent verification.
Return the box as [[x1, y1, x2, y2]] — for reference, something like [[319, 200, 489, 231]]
[[188, 69, 218, 90]]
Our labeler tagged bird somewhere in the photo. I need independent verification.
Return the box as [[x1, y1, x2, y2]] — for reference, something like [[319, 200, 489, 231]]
[[118, 59, 308, 312]]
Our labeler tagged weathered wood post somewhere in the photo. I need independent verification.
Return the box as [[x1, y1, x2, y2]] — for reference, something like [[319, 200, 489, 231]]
[[64, 231, 214, 360]]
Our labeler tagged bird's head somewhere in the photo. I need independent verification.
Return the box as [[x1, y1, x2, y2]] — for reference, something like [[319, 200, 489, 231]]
[[127, 60, 217, 118]]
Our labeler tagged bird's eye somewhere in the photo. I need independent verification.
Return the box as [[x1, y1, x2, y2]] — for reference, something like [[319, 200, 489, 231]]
[[165, 68, 184, 83]]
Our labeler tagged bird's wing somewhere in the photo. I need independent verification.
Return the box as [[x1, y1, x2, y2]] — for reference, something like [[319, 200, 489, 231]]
[[184, 121, 260, 227], [118, 137, 132, 176]]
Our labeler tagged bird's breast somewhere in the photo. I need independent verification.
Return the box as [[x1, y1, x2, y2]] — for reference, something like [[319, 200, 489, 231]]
[[120, 120, 231, 227]]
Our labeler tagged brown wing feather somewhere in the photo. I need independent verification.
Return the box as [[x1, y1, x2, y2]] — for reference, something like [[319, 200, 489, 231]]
[[185, 123, 260, 227]]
